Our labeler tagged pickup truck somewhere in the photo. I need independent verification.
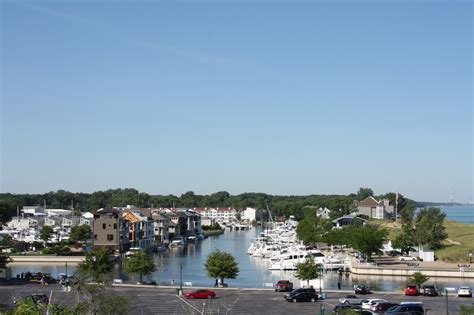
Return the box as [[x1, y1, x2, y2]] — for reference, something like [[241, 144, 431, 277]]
[[338, 294, 364, 305]]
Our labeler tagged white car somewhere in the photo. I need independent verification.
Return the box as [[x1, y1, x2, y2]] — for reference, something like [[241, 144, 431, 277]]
[[361, 299, 387, 309], [457, 286, 472, 297], [399, 255, 416, 261], [338, 294, 363, 305]]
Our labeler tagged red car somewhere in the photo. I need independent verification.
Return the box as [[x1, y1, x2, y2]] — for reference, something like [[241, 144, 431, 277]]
[[185, 289, 216, 299], [404, 285, 419, 296]]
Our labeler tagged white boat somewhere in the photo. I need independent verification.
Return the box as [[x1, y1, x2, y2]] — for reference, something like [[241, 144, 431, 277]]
[[170, 237, 185, 247], [125, 247, 142, 256]]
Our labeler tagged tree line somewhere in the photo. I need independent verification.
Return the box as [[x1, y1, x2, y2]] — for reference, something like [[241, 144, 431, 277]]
[[0, 187, 413, 224]]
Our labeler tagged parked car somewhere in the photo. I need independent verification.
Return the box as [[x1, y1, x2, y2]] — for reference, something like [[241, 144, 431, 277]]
[[339, 294, 364, 305], [370, 302, 398, 313], [355, 284, 371, 294], [284, 287, 316, 298], [185, 289, 216, 299], [422, 285, 438, 297], [384, 302, 424, 315], [275, 280, 293, 292], [457, 286, 472, 297], [284, 289, 318, 303], [399, 256, 416, 261], [361, 299, 387, 310], [404, 285, 419, 296]]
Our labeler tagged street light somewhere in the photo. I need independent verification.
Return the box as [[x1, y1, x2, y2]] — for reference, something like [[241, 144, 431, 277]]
[[179, 263, 183, 294], [319, 265, 323, 296]]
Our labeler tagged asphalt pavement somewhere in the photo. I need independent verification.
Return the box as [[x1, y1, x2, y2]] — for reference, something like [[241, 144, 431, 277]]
[[0, 284, 473, 314]]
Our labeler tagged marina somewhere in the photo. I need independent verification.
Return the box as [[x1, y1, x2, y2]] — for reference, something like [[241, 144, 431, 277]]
[[9, 225, 474, 292]]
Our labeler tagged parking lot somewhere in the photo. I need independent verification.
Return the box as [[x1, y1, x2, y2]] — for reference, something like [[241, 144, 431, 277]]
[[0, 284, 473, 314]]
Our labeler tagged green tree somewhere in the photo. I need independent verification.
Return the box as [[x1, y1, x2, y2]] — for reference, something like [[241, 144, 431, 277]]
[[409, 271, 429, 289], [11, 297, 45, 314], [76, 249, 113, 283], [349, 224, 388, 261], [123, 250, 156, 283], [40, 225, 54, 243], [204, 249, 239, 286], [413, 207, 447, 250], [296, 209, 326, 246], [294, 256, 321, 288], [392, 232, 414, 254], [0, 237, 12, 269], [69, 224, 91, 244], [356, 187, 374, 201]]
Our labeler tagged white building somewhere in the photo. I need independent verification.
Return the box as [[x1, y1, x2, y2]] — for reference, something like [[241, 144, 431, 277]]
[[191, 207, 237, 223], [201, 217, 216, 227], [316, 207, 331, 219], [241, 207, 257, 222], [21, 206, 45, 217]]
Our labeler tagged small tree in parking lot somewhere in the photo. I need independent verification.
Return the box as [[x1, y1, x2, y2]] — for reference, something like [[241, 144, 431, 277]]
[[409, 271, 429, 289], [123, 249, 156, 283], [295, 256, 321, 287], [204, 249, 239, 286]]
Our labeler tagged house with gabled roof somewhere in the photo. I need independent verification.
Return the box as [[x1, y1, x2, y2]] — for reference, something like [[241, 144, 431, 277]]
[[355, 196, 394, 219]]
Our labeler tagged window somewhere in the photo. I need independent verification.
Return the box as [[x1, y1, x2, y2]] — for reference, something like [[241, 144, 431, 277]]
[[113, 223, 117, 229], [102, 223, 106, 229], [94, 234, 97, 240], [107, 234, 114, 241]]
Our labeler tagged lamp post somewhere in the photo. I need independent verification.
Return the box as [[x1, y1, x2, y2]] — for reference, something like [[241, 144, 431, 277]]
[[319, 265, 323, 296], [445, 288, 449, 315], [179, 263, 183, 294]]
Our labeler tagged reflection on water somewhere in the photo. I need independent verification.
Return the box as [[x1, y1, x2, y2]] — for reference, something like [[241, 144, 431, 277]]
[[10, 227, 474, 291]]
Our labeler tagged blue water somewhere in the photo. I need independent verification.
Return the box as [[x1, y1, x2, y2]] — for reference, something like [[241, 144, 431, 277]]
[[440, 206, 474, 224]]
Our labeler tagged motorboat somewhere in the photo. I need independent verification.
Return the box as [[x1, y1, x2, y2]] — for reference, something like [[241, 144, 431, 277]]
[[170, 237, 185, 247]]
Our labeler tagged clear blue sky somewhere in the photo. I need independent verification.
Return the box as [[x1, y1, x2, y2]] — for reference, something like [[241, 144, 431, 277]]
[[1, 0, 472, 202]]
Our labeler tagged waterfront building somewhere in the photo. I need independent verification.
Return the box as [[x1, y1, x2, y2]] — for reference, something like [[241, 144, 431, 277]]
[[151, 212, 170, 244], [355, 196, 394, 219], [201, 217, 216, 227], [241, 207, 257, 222], [162, 210, 187, 240], [192, 207, 237, 223], [92, 208, 130, 254], [122, 210, 154, 249]]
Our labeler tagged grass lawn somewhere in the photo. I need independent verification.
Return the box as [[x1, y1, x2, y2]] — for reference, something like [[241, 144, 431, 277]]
[[435, 220, 474, 263], [373, 219, 474, 263]]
